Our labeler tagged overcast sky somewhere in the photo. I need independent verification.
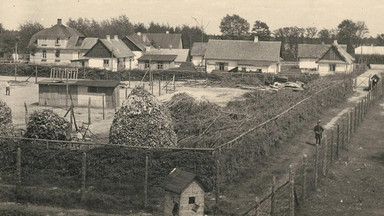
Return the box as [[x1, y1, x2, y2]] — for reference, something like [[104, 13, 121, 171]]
[[1, 0, 383, 36]]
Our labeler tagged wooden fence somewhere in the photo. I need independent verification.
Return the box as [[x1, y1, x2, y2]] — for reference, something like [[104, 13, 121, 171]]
[[239, 75, 383, 216]]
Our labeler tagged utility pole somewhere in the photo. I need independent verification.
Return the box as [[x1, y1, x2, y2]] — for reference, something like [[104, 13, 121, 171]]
[[192, 17, 209, 42]]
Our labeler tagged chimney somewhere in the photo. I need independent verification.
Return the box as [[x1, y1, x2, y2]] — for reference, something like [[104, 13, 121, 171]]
[[253, 36, 258, 43], [57, 18, 62, 25], [169, 45, 173, 50], [106, 35, 110, 41], [114, 35, 119, 41], [137, 32, 142, 36], [333, 40, 338, 45], [166, 31, 169, 34]]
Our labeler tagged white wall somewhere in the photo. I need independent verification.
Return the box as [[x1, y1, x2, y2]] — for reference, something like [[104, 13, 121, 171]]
[[179, 181, 204, 216], [318, 63, 353, 76], [191, 56, 204, 66], [30, 49, 75, 65], [132, 51, 142, 69], [206, 59, 278, 73], [299, 58, 318, 70]]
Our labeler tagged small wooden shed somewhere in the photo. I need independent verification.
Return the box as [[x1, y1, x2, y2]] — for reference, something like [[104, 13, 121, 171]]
[[38, 79, 120, 108], [163, 168, 206, 216]]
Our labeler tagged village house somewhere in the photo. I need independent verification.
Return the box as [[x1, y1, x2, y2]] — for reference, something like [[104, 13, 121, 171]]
[[163, 168, 207, 216], [82, 35, 135, 71], [29, 19, 96, 65], [316, 42, 355, 75], [354, 45, 384, 56], [204, 37, 281, 73], [122, 33, 152, 69], [190, 42, 207, 67], [297, 42, 348, 73], [139, 32, 183, 49], [137, 47, 189, 70], [37, 79, 120, 108]]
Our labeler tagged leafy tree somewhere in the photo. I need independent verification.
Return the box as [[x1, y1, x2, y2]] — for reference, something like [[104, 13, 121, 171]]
[[0, 23, 4, 34], [305, 27, 318, 39], [219, 14, 250, 38], [18, 21, 44, 53], [376, 34, 384, 46], [251, 20, 271, 40], [337, 19, 369, 54]]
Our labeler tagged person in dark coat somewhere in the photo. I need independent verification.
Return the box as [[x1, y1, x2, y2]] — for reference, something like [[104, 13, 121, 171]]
[[314, 120, 324, 145]]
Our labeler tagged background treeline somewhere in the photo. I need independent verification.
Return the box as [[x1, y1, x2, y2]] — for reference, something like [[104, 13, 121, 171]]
[[0, 14, 383, 61]]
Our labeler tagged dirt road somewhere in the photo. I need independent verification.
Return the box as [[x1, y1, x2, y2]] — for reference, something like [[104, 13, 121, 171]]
[[297, 98, 384, 216]]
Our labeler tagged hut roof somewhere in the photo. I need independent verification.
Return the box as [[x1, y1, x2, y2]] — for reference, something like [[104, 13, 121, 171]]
[[138, 54, 177, 62], [38, 79, 120, 87], [163, 168, 206, 194]]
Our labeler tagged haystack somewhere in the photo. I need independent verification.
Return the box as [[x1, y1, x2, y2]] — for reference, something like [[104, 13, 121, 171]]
[[0, 100, 16, 136], [109, 87, 177, 147], [24, 109, 71, 140]]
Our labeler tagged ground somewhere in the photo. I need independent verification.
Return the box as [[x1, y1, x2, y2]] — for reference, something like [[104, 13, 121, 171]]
[[297, 96, 384, 216]]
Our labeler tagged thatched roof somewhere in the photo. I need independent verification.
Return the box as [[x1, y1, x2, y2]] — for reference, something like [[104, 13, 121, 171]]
[[191, 42, 208, 56]]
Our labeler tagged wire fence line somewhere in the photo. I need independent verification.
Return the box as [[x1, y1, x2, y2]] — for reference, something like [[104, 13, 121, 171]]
[[239, 74, 384, 216]]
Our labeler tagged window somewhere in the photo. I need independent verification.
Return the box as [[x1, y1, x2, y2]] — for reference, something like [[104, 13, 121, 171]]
[[144, 62, 150, 69], [56, 38, 60, 46], [188, 197, 195, 204], [41, 37, 47, 46], [219, 63, 225, 71], [42, 50, 47, 59], [103, 59, 109, 67], [55, 50, 60, 58], [329, 64, 336, 71], [158, 62, 163, 70]]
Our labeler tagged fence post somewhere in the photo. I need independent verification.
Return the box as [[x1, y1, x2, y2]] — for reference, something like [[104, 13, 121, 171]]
[[330, 129, 334, 163], [173, 74, 176, 92], [342, 118, 345, 148], [144, 155, 149, 209], [354, 106, 357, 132], [336, 124, 340, 158], [302, 154, 307, 202], [88, 97, 91, 125], [315, 144, 319, 189], [289, 164, 295, 216], [255, 197, 259, 216], [102, 95, 105, 120], [82, 152, 87, 192], [323, 135, 327, 176], [270, 176, 276, 215], [214, 148, 222, 214], [17, 147, 21, 185], [35, 66, 38, 83], [24, 102, 28, 127]]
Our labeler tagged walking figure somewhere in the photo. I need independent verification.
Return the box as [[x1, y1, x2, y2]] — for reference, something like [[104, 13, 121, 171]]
[[5, 81, 10, 96], [314, 120, 324, 145]]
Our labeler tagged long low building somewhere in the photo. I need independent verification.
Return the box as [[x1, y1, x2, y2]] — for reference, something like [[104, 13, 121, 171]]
[[37, 79, 120, 108]]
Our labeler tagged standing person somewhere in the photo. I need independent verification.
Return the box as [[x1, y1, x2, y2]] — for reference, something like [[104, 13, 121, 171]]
[[5, 81, 10, 96], [314, 120, 324, 145]]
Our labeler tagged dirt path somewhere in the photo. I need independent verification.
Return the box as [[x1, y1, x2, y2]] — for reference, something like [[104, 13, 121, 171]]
[[297, 98, 384, 216], [216, 69, 384, 215]]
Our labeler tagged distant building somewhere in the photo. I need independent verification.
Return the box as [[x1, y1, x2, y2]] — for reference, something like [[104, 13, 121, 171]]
[[139, 32, 183, 49], [82, 35, 135, 71], [190, 42, 207, 67], [204, 37, 281, 73], [37, 79, 120, 108], [28, 18, 97, 65], [316, 42, 355, 75], [298, 42, 348, 73], [354, 45, 384, 55], [122, 33, 152, 69], [137, 54, 177, 70], [163, 168, 207, 216]]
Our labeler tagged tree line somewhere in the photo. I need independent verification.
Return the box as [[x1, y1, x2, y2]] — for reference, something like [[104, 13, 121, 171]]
[[0, 14, 382, 61]]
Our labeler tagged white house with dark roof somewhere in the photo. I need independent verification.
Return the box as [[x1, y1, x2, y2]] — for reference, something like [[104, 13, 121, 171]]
[[82, 35, 135, 71], [29, 19, 97, 65], [190, 42, 208, 67], [204, 37, 281, 73], [298, 42, 348, 73], [316, 42, 355, 75], [122, 33, 152, 69]]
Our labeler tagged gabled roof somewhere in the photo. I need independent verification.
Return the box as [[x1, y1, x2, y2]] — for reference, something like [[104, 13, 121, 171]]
[[124, 34, 151, 51], [204, 39, 281, 62], [142, 33, 182, 49], [164, 168, 206, 194], [79, 38, 98, 50], [146, 49, 189, 63], [298, 43, 347, 59], [317, 43, 355, 64], [28, 23, 84, 48], [98, 38, 135, 58], [137, 54, 177, 62], [191, 42, 208, 56]]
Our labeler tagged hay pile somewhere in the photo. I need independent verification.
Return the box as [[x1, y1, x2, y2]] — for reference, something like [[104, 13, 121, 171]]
[[24, 109, 71, 140], [0, 100, 16, 136], [109, 87, 177, 147]]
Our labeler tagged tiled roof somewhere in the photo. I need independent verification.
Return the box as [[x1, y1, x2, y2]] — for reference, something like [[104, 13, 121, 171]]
[[142, 33, 182, 49], [99, 39, 135, 58], [191, 42, 208, 56], [137, 54, 177, 62], [79, 38, 98, 50], [298, 43, 348, 58], [146, 49, 189, 63], [125, 34, 151, 51], [204, 39, 281, 62]]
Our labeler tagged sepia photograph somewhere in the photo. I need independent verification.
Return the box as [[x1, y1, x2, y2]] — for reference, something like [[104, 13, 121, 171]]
[[0, 0, 383, 215]]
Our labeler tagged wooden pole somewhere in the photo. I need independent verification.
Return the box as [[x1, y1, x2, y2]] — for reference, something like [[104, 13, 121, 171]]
[[82, 152, 87, 192], [24, 102, 28, 127], [342, 118, 345, 148], [315, 144, 319, 188], [330, 129, 334, 163], [125, 87, 128, 99], [128, 71, 131, 87], [302, 154, 307, 202], [270, 176, 276, 215], [88, 97, 91, 125], [158, 79, 161, 96], [336, 124, 340, 158], [17, 147, 21, 185], [323, 135, 327, 176], [66, 76, 69, 110], [35, 66, 38, 83], [173, 73, 176, 92], [289, 164, 295, 216], [102, 95, 105, 120], [144, 155, 148, 209], [70, 107, 73, 132], [255, 197, 259, 216]]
